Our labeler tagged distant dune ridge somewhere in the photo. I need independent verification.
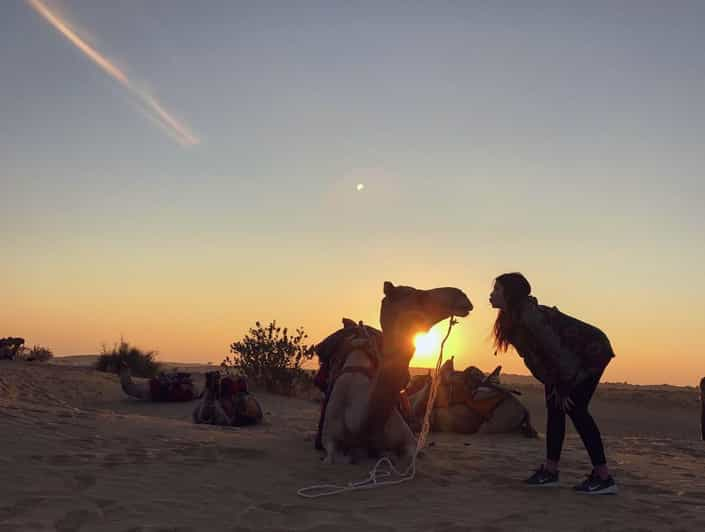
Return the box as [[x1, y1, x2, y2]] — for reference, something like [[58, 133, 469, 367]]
[[0, 357, 703, 530]]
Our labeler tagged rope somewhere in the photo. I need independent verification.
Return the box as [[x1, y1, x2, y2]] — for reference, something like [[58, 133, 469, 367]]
[[297, 317, 458, 498]]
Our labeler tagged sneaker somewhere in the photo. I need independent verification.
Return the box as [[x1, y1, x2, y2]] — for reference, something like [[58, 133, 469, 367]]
[[574, 471, 618, 495], [525, 465, 560, 487]]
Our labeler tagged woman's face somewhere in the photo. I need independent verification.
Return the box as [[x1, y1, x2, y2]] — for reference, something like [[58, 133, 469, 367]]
[[489, 281, 507, 310]]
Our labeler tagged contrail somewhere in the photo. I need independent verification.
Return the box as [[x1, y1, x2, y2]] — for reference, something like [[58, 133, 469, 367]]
[[26, 0, 200, 147]]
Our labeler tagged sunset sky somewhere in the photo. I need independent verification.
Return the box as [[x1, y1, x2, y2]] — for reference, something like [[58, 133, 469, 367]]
[[2, 1, 703, 386]]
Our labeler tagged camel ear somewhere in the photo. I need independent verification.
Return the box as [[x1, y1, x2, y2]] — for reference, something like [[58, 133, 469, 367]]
[[342, 318, 356, 328], [383, 281, 395, 297]]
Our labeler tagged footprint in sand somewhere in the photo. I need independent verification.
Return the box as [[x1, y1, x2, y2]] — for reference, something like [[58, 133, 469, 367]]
[[0, 497, 49, 521], [125, 527, 194, 532], [73, 473, 97, 491], [54, 509, 102, 532]]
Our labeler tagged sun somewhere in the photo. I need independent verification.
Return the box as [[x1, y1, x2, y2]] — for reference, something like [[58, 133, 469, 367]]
[[411, 329, 442, 367]]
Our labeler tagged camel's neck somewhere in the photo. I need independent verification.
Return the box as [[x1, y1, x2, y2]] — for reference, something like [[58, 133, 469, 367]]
[[360, 326, 417, 438], [120, 370, 151, 400], [380, 329, 415, 365]]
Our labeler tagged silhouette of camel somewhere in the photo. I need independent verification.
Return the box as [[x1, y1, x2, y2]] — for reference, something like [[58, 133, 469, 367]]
[[319, 281, 472, 465]]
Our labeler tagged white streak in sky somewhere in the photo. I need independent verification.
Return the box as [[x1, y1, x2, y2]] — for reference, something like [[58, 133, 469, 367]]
[[27, 0, 200, 147]]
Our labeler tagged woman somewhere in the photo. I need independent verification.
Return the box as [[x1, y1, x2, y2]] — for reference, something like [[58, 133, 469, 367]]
[[490, 273, 617, 494]]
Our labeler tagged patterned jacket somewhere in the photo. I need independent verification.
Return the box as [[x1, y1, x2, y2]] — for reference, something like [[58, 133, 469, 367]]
[[509, 297, 615, 395]]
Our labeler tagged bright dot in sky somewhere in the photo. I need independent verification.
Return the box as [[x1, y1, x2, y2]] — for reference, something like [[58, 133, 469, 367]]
[[413, 330, 442, 359], [356, 183, 365, 191]]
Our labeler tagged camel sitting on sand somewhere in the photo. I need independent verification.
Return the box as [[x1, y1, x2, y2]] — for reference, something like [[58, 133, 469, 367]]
[[193, 371, 263, 427], [119, 364, 205, 402], [700, 377, 705, 441], [403, 358, 537, 437], [318, 281, 473, 465]]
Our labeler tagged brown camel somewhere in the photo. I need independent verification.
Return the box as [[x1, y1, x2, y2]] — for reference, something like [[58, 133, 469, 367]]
[[700, 377, 705, 441], [193, 372, 263, 426], [119, 365, 205, 402], [405, 358, 537, 437], [320, 281, 472, 464]]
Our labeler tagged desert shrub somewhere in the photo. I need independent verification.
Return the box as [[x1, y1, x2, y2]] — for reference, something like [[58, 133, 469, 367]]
[[223, 321, 316, 395], [25, 345, 54, 362], [95, 339, 161, 378]]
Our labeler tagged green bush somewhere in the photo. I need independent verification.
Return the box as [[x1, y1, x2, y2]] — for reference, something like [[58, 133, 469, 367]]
[[95, 339, 161, 378], [223, 321, 316, 395]]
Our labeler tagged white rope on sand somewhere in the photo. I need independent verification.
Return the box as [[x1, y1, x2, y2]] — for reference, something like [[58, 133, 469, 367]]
[[297, 317, 457, 498]]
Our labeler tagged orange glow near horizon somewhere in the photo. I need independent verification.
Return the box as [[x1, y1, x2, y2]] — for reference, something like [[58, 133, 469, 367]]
[[26, 0, 199, 147], [411, 329, 443, 367]]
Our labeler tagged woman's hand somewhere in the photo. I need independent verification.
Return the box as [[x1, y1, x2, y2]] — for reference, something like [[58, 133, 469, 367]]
[[548, 387, 574, 412], [559, 395, 575, 412]]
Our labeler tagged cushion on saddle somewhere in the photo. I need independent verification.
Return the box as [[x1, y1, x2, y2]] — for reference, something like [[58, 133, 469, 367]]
[[149, 372, 195, 402], [464, 394, 506, 421], [221, 376, 248, 396]]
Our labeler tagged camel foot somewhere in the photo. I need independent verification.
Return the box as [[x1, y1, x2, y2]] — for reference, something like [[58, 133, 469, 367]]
[[322, 442, 351, 465]]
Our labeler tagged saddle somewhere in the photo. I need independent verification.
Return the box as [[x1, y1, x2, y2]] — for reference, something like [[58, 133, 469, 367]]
[[315, 320, 383, 394], [149, 372, 195, 402], [415, 363, 519, 423]]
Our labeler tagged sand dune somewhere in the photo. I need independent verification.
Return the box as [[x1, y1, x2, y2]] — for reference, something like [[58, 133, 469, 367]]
[[1, 359, 703, 531]]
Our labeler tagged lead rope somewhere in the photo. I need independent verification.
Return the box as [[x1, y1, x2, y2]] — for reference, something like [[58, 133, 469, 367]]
[[297, 317, 458, 498]]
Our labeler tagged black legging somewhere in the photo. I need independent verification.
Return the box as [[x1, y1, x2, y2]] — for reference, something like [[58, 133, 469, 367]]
[[545, 371, 606, 467]]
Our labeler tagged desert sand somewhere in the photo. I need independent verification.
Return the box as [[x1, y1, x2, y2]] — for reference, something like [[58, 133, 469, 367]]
[[1, 357, 703, 532]]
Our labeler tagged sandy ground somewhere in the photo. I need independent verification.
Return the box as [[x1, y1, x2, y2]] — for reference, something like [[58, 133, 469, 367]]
[[1, 358, 703, 532]]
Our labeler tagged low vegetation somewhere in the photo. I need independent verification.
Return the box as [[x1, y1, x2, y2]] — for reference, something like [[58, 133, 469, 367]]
[[223, 320, 316, 396], [95, 339, 161, 378]]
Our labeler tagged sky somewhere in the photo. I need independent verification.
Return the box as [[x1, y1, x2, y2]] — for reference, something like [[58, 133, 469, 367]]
[[2, 0, 704, 386]]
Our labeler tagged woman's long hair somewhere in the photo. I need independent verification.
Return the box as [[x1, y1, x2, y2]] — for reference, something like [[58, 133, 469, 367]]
[[493, 273, 532, 353]]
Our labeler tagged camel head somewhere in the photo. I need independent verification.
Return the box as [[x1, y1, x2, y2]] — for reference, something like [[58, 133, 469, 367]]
[[380, 281, 473, 355]]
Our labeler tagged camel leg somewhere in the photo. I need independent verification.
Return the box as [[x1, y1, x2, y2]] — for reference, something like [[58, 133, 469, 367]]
[[382, 409, 417, 472], [193, 389, 216, 424], [321, 379, 353, 465], [321, 437, 350, 465]]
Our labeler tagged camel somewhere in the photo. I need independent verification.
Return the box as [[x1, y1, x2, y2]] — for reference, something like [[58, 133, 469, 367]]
[[193, 371, 263, 426], [404, 358, 537, 437], [119, 364, 205, 402], [700, 377, 705, 441], [319, 281, 473, 465]]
